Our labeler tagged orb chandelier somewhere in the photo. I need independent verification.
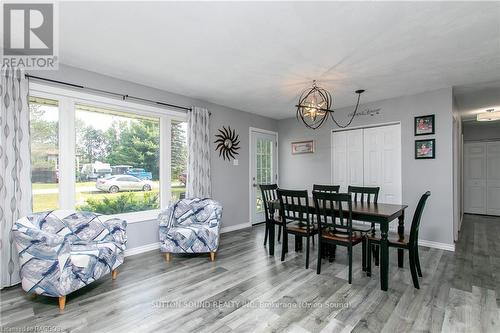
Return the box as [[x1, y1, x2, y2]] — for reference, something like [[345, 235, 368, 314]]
[[296, 80, 365, 129]]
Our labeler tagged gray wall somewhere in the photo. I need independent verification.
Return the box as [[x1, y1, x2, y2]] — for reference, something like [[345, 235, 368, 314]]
[[32, 64, 278, 250], [463, 122, 500, 141], [278, 88, 455, 247]]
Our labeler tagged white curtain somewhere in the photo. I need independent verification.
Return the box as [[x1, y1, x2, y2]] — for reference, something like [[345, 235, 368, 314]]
[[0, 66, 31, 288], [186, 107, 211, 198]]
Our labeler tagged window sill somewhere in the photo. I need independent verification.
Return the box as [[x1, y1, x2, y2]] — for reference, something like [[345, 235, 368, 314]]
[[107, 209, 161, 224]]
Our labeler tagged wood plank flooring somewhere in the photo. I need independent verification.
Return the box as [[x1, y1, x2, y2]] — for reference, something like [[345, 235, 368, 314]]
[[1, 213, 499, 332]]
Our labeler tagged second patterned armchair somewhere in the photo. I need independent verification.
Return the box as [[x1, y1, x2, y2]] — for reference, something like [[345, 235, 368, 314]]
[[158, 198, 223, 261]]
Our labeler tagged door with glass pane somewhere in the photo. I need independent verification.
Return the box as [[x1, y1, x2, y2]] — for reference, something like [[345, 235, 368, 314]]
[[250, 129, 278, 225]]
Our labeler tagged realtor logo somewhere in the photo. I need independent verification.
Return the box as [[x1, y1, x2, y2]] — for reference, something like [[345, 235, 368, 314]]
[[2, 2, 58, 69]]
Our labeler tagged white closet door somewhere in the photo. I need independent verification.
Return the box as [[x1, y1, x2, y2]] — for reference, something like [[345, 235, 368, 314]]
[[486, 142, 500, 216], [332, 129, 363, 192], [363, 124, 402, 204], [347, 129, 364, 188], [464, 142, 487, 214]]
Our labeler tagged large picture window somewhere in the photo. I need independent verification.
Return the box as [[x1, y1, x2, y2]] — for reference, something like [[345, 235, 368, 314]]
[[28, 83, 187, 222], [75, 104, 160, 214], [29, 97, 60, 212]]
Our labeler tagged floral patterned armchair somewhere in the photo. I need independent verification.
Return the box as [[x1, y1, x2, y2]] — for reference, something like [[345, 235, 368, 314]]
[[158, 198, 223, 261], [12, 210, 127, 310]]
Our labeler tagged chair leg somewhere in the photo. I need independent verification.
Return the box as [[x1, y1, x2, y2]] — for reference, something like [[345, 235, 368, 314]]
[[264, 221, 269, 246], [361, 238, 367, 272], [209, 251, 216, 261], [281, 231, 287, 262], [305, 236, 310, 269], [373, 245, 379, 266], [367, 240, 372, 277], [317, 240, 322, 274], [111, 269, 118, 280], [415, 247, 423, 277], [329, 244, 336, 263], [348, 245, 353, 284], [409, 248, 420, 289], [164, 253, 172, 262], [321, 242, 328, 259], [58, 296, 66, 311], [277, 225, 282, 242]]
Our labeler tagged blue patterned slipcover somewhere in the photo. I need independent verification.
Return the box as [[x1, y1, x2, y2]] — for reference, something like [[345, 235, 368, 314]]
[[159, 198, 223, 253], [12, 210, 127, 297]]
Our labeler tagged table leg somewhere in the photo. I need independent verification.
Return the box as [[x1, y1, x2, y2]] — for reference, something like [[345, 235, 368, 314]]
[[398, 212, 405, 268], [268, 210, 275, 256], [380, 223, 389, 291]]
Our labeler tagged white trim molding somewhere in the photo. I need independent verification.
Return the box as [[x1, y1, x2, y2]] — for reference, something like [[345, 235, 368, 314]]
[[419, 239, 455, 252], [125, 222, 252, 257], [221, 222, 252, 234], [125, 242, 161, 257]]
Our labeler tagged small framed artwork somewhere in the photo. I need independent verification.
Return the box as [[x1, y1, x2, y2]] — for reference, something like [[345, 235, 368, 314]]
[[291, 140, 315, 154], [415, 139, 435, 159], [414, 114, 435, 136]]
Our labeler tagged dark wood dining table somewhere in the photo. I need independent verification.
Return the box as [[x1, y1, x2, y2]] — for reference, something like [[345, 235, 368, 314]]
[[266, 198, 408, 291]]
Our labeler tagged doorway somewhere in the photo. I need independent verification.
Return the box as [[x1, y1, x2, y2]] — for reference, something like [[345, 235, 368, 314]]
[[249, 128, 278, 225]]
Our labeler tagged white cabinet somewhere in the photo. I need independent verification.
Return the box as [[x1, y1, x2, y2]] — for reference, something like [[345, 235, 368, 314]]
[[464, 141, 500, 216], [332, 124, 402, 204]]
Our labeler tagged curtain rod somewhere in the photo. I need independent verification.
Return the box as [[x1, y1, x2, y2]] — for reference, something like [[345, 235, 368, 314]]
[[25, 74, 193, 112]]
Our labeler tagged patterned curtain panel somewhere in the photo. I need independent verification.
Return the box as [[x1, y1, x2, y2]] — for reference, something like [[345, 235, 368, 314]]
[[186, 107, 211, 198], [0, 66, 31, 288]]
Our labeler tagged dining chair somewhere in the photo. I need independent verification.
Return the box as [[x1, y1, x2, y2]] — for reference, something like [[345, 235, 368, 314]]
[[277, 189, 317, 269], [366, 191, 431, 289], [260, 184, 282, 245], [313, 191, 366, 284], [313, 184, 340, 260], [312, 184, 340, 194], [348, 186, 380, 265]]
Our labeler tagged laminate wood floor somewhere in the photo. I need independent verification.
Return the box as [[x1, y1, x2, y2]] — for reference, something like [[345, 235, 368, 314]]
[[1, 214, 499, 332]]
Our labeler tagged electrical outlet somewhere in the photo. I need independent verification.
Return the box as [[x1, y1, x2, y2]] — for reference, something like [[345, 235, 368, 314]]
[[233, 159, 239, 166]]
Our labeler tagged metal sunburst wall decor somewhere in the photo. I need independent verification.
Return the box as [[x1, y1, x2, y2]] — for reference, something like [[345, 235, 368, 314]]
[[214, 126, 241, 160]]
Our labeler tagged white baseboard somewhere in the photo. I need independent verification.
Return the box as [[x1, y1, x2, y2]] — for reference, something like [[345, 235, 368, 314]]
[[125, 222, 252, 257], [124, 228, 456, 258], [125, 242, 160, 257], [418, 239, 455, 252], [221, 222, 252, 233]]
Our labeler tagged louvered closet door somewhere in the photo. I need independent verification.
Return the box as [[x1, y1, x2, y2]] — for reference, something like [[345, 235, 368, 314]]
[[363, 124, 402, 204]]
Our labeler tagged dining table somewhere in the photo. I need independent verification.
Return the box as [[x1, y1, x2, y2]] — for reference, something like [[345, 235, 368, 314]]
[[266, 198, 408, 291]]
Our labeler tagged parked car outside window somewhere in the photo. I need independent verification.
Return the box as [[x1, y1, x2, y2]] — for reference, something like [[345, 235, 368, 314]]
[[96, 175, 153, 193]]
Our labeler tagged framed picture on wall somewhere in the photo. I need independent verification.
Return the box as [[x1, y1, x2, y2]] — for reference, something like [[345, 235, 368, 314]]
[[291, 140, 315, 154], [414, 114, 435, 135], [415, 139, 435, 159]]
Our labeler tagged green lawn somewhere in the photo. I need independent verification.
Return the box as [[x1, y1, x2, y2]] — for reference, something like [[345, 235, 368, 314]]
[[32, 181, 186, 213]]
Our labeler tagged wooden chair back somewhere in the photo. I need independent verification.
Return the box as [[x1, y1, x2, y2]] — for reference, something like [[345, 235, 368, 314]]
[[313, 184, 340, 194], [313, 191, 355, 241], [409, 191, 431, 246], [277, 189, 310, 228], [348, 186, 380, 203], [260, 184, 278, 222]]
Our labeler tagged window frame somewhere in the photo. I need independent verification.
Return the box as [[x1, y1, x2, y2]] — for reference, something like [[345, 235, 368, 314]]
[[29, 82, 187, 223]]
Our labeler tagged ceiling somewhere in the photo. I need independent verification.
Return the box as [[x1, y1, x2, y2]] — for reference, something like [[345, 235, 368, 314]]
[[454, 80, 500, 121], [37, 2, 500, 119]]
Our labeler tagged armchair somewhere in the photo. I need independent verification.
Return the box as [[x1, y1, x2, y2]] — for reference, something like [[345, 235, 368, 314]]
[[12, 210, 127, 310], [158, 198, 223, 261]]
